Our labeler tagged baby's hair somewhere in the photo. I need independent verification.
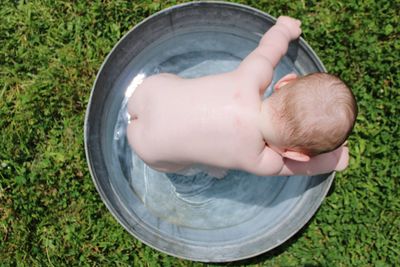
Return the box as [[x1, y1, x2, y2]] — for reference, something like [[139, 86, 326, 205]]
[[270, 73, 357, 156]]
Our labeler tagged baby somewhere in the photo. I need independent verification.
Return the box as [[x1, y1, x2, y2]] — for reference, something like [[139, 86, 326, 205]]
[[126, 16, 357, 177]]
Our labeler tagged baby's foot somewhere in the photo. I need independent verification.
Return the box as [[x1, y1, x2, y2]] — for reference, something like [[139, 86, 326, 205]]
[[206, 167, 228, 179]]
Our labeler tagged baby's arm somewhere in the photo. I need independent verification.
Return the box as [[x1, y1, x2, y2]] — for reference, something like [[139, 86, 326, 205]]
[[278, 146, 349, 176], [251, 146, 349, 176], [237, 16, 302, 93]]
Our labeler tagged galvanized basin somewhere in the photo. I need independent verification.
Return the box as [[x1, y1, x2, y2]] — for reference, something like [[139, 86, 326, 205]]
[[85, 1, 332, 262]]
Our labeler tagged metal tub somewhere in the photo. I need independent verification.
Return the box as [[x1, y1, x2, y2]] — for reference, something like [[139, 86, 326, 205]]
[[85, 2, 332, 262]]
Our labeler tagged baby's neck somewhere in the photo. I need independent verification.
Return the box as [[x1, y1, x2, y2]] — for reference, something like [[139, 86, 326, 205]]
[[259, 99, 281, 147]]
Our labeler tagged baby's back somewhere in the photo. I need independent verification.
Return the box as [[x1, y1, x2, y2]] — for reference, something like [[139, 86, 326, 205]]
[[127, 72, 264, 173]]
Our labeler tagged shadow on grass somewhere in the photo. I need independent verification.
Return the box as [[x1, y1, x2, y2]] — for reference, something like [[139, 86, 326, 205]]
[[206, 178, 336, 266], [210, 213, 322, 266], [207, 180, 337, 267]]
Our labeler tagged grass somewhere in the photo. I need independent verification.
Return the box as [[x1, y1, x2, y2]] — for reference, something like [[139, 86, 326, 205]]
[[0, 0, 399, 266]]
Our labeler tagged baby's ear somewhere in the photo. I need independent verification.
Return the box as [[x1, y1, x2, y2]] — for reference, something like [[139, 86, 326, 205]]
[[274, 73, 298, 90], [281, 149, 310, 162]]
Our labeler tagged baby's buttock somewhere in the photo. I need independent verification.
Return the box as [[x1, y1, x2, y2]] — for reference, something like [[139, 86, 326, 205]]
[[126, 73, 263, 172]]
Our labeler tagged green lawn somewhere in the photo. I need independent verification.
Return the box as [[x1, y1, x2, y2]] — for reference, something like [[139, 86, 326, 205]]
[[1, 0, 399, 266]]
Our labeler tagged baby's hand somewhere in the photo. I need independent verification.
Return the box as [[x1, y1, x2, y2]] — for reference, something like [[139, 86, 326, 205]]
[[276, 16, 302, 40], [333, 144, 349, 172]]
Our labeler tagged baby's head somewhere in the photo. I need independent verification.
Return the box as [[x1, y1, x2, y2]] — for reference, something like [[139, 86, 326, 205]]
[[267, 73, 357, 157]]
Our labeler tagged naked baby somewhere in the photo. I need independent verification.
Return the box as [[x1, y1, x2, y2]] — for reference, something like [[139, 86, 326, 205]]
[[126, 16, 357, 177]]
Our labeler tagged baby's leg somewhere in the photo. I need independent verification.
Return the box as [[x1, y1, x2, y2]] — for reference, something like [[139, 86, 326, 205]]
[[173, 165, 227, 179]]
